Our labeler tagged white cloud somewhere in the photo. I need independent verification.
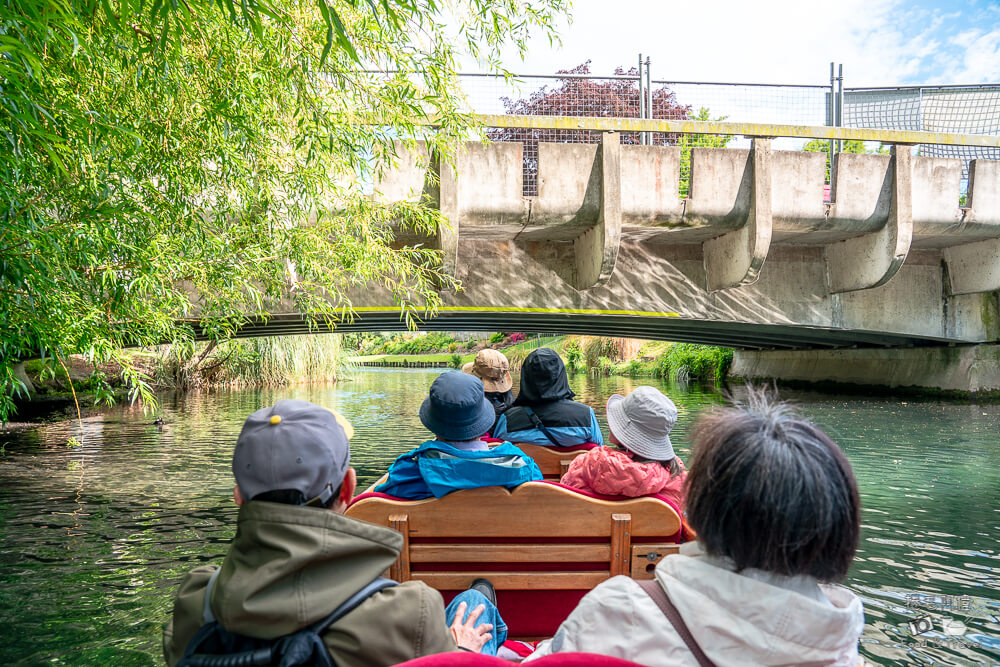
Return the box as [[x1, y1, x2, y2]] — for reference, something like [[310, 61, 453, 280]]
[[466, 0, 998, 87], [943, 27, 1000, 82]]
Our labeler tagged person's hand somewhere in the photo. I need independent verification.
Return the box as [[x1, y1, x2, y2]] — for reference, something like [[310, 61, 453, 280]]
[[449, 601, 493, 653]]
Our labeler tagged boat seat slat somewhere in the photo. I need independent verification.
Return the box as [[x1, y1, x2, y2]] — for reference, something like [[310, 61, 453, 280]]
[[417, 571, 610, 590], [410, 543, 612, 563]]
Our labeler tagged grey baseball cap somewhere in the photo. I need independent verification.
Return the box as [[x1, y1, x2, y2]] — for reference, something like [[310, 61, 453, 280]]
[[606, 386, 678, 461], [232, 399, 352, 505]]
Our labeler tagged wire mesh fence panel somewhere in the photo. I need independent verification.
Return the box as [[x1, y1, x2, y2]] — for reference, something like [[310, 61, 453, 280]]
[[465, 72, 646, 195], [842, 85, 1000, 184], [649, 82, 830, 194]]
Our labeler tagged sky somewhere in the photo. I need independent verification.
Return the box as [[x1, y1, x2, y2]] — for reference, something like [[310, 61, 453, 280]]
[[469, 0, 1000, 87]]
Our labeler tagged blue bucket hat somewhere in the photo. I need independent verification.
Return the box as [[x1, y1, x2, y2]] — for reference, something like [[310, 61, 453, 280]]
[[420, 371, 496, 441]]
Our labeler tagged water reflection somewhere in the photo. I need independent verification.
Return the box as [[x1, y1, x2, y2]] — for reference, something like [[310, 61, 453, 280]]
[[0, 370, 997, 665]]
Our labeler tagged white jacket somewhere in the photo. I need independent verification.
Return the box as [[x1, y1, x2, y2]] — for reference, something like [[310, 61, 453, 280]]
[[526, 543, 865, 666]]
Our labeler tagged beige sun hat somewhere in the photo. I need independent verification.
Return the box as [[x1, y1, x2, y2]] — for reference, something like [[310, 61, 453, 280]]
[[464, 348, 513, 393], [606, 386, 677, 461]]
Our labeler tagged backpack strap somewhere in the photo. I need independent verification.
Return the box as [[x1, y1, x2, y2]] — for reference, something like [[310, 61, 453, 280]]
[[636, 579, 717, 667], [522, 406, 567, 448], [202, 567, 222, 624], [179, 575, 397, 667]]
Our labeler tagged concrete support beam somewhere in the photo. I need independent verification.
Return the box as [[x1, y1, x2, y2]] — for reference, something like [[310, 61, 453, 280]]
[[436, 153, 460, 275], [620, 145, 683, 223], [702, 138, 773, 291], [825, 145, 913, 293], [572, 132, 622, 290], [911, 156, 963, 239], [943, 159, 1000, 295], [373, 142, 432, 204]]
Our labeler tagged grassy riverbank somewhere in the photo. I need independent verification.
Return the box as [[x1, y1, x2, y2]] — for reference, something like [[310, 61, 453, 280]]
[[10, 332, 729, 426], [15, 335, 348, 416], [350, 333, 732, 383]]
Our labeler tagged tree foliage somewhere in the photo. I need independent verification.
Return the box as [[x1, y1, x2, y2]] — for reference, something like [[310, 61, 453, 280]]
[[485, 62, 732, 196], [0, 0, 567, 421], [491, 60, 692, 140]]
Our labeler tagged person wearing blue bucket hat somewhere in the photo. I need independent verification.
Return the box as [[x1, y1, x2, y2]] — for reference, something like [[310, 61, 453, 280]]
[[375, 371, 543, 501]]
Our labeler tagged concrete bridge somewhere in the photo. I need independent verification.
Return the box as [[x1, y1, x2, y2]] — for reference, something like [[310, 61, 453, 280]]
[[252, 118, 1000, 392]]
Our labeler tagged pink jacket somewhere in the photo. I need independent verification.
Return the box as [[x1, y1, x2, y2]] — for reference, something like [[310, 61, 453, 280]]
[[561, 446, 687, 510]]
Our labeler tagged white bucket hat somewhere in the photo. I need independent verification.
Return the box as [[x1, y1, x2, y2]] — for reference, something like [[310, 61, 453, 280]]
[[606, 386, 678, 461]]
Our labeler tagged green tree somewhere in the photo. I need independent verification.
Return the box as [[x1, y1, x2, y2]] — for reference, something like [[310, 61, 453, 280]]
[[0, 0, 567, 421]]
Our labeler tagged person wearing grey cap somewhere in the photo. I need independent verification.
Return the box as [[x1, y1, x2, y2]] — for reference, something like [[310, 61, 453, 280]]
[[561, 386, 687, 509], [162, 399, 496, 667], [375, 371, 543, 500]]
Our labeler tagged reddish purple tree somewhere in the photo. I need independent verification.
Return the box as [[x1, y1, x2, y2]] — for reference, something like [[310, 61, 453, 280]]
[[487, 62, 692, 194]]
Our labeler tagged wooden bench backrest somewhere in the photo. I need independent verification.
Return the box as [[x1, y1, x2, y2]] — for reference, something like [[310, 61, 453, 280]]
[[347, 482, 681, 586], [347, 482, 682, 637], [509, 443, 593, 479]]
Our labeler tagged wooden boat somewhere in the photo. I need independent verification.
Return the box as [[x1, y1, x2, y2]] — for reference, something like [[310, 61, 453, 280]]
[[346, 445, 685, 640]]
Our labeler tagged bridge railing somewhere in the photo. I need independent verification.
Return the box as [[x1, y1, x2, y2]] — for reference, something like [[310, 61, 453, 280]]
[[414, 111, 1000, 201], [443, 71, 1000, 196]]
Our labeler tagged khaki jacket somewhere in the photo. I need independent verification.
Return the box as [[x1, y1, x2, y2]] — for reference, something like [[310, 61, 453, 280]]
[[163, 501, 456, 666]]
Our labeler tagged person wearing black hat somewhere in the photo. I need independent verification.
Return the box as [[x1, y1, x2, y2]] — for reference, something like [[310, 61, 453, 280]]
[[375, 371, 543, 501], [163, 399, 498, 666], [492, 348, 603, 448]]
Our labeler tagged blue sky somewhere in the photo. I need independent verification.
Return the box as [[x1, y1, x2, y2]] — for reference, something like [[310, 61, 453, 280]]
[[470, 0, 1000, 86]]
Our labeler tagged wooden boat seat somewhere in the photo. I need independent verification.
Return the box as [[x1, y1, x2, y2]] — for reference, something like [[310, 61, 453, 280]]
[[507, 442, 598, 479], [346, 481, 683, 638]]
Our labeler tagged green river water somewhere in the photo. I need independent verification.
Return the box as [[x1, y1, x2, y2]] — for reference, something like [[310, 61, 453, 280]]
[[0, 368, 998, 665]]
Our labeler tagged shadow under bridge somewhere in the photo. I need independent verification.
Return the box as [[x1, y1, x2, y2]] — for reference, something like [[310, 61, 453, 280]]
[[229, 308, 956, 351]]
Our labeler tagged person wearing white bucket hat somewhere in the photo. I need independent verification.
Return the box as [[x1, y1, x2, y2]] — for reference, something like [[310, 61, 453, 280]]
[[561, 386, 687, 508]]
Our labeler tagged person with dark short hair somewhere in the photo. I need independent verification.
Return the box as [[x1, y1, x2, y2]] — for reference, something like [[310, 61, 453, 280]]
[[526, 388, 866, 666], [162, 399, 498, 666]]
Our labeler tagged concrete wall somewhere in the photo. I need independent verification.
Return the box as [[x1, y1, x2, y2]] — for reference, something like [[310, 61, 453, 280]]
[[731, 345, 1000, 393]]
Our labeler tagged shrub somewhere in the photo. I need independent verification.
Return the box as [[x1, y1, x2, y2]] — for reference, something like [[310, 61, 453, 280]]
[[595, 356, 614, 376], [657, 344, 733, 382], [450, 354, 463, 369], [564, 340, 583, 372], [507, 332, 527, 344], [621, 359, 642, 377], [488, 332, 505, 344], [378, 332, 457, 355], [447, 342, 459, 353]]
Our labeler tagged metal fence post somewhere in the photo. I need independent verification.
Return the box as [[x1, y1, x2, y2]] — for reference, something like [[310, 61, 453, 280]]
[[645, 56, 653, 145], [638, 53, 646, 145], [828, 62, 836, 177], [837, 63, 844, 155]]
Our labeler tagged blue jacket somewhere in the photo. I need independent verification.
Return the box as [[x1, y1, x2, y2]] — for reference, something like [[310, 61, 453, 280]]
[[374, 440, 544, 500], [493, 402, 604, 448]]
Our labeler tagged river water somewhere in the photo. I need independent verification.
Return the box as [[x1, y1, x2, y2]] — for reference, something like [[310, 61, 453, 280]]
[[0, 369, 998, 665]]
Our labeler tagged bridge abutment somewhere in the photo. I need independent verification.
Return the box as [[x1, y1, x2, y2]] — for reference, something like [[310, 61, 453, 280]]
[[730, 343, 1000, 394]]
